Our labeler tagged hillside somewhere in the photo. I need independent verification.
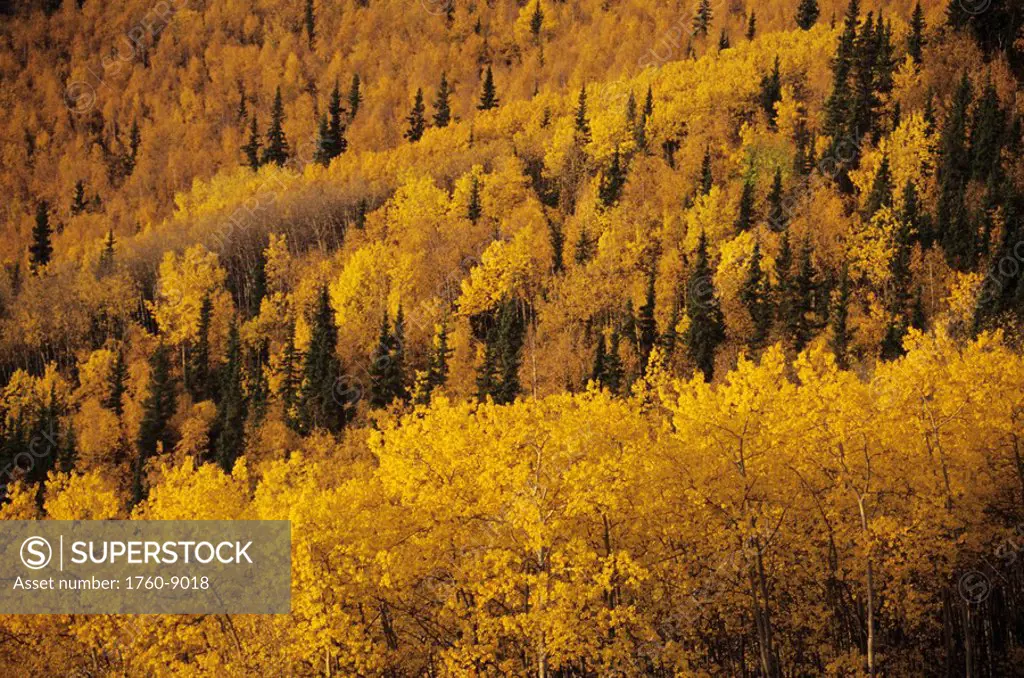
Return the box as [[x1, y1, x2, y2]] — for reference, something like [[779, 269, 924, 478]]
[[1, 0, 1024, 674]]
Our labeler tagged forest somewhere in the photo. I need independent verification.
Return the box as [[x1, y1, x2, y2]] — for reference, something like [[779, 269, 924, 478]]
[[1, 0, 1024, 674]]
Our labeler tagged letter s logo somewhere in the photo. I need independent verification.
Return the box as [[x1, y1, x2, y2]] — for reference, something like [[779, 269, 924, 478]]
[[20, 537, 52, 570]]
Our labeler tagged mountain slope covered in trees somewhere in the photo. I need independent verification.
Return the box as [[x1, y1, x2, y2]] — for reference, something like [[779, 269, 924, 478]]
[[1, 0, 1024, 674]]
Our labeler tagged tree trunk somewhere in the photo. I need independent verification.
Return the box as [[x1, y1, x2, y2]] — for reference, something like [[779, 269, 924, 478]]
[[857, 496, 876, 677]]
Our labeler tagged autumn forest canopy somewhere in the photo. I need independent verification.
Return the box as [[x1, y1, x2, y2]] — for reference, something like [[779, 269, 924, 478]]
[[1, 0, 1024, 674]]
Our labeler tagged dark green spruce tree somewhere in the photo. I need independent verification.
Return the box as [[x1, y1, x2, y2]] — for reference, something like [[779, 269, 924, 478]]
[[404, 88, 427, 142], [29, 201, 53, 274], [767, 168, 787, 230], [698, 147, 713, 195], [574, 84, 591, 144], [297, 287, 347, 433], [214, 318, 247, 473], [187, 294, 213, 401], [478, 65, 499, 111], [433, 72, 452, 128], [685, 232, 726, 381], [908, 2, 926, 65], [104, 348, 128, 417], [796, 0, 819, 30], [242, 113, 261, 169], [304, 0, 316, 49], [830, 262, 852, 368], [134, 343, 175, 506], [692, 0, 712, 37], [71, 180, 87, 216], [735, 179, 756, 231], [368, 310, 409, 409], [261, 87, 290, 166], [758, 56, 782, 126], [598, 147, 626, 207], [863, 153, 893, 218], [467, 174, 482, 223], [348, 73, 362, 119], [636, 268, 658, 371], [936, 73, 974, 270], [740, 240, 772, 351]]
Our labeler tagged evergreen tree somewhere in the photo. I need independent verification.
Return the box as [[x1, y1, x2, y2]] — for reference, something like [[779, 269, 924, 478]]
[[740, 240, 772, 350], [746, 11, 757, 40], [127, 118, 141, 175], [476, 300, 524, 404], [29, 201, 53, 274], [236, 82, 248, 122], [134, 343, 175, 504], [404, 88, 427, 142], [549, 219, 565, 274], [304, 0, 316, 49], [685, 233, 726, 381], [850, 12, 880, 143], [937, 73, 974, 270], [591, 333, 608, 387], [823, 0, 860, 152], [767, 168, 787, 230], [313, 114, 332, 165], [433, 72, 452, 128], [598, 147, 626, 207], [104, 348, 128, 417], [758, 56, 782, 126], [635, 87, 653, 151], [467, 175, 482, 223], [261, 87, 290, 166], [71, 180, 86, 216], [421, 321, 453, 402], [214, 318, 246, 473], [242, 113, 261, 170], [874, 15, 896, 97], [624, 91, 637, 127], [889, 180, 916, 311], [830, 262, 851, 368], [348, 73, 362, 120], [280, 321, 301, 430], [879, 320, 907, 361], [574, 85, 591, 144], [698, 146, 713, 195], [368, 310, 409, 409], [187, 294, 213, 402], [908, 2, 926, 65], [790, 238, 818, 352], [247, 341, 270, 428], [970, 79, 1005, 182], [735, 179, 756, 231], [604, 331, 624, 393], [97, 229, 116, 275], [326, 80, 347, 159], [297, 287, 348, 433], [796, 0, 819, 30], [863, 153, 893, 218], [793, 117, 813, 175], [718, 30, 730, 50], [478, 65, 499, 111], [530, 0, 544, 42], [692, 0, 712, 37], [923, 90, 937, 135], [574, 228, 594, 266], [636, 268, 658, 370]]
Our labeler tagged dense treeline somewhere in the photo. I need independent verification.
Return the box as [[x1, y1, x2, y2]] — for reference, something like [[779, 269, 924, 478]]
[[1, 0, 1024, 674]]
